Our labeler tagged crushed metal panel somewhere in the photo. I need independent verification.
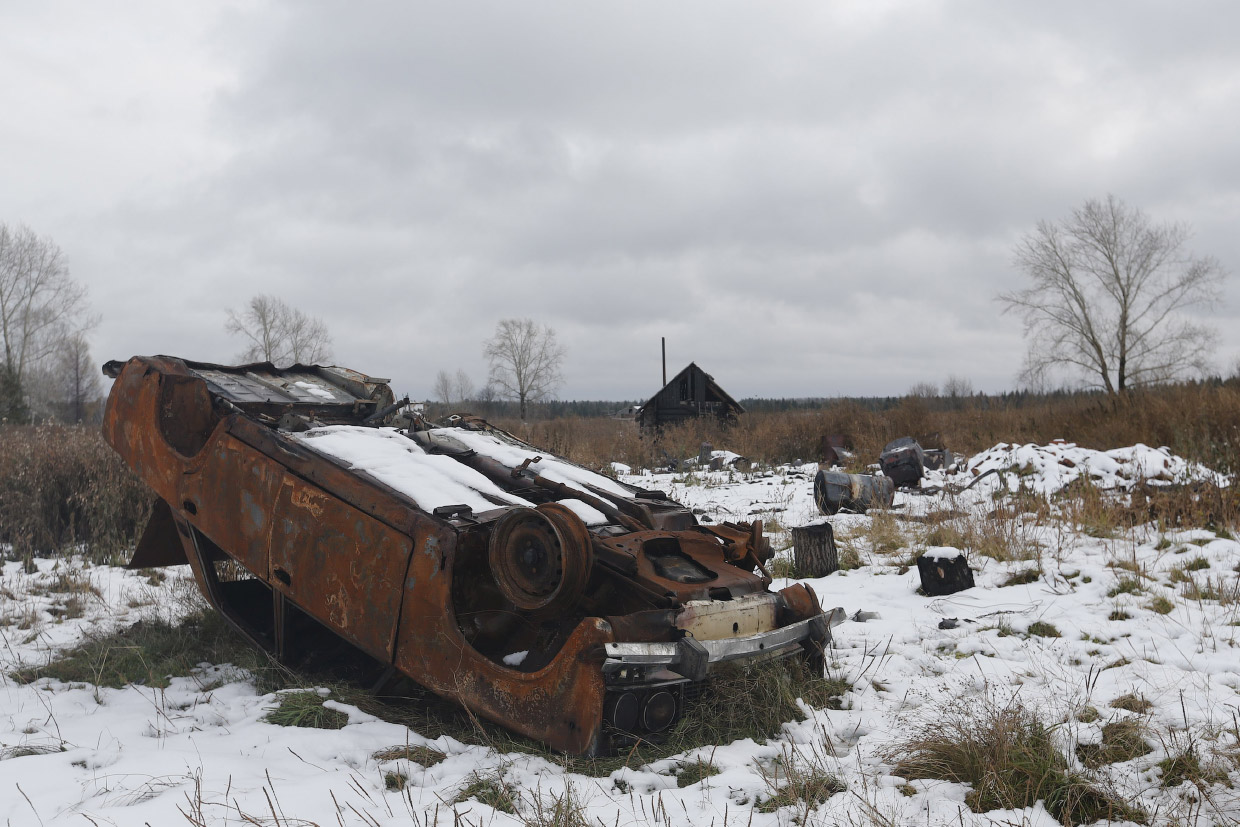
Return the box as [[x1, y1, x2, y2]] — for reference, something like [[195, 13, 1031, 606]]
[[102, 354, 829, 756]]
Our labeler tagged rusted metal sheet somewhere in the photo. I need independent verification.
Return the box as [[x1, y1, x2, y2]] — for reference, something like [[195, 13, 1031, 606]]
[[103, 356, 831, 755]]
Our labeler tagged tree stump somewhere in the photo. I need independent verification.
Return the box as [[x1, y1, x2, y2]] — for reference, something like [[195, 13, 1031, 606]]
[[791, 522, 839, 577], [916, 550, 974, 596]]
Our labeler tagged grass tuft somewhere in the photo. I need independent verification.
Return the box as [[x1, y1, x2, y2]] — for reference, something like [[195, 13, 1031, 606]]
[[1145, 595, 1175, 615], [665, 657, 847, 754], [1001, 568, 1042, 587], [1107, 577, 1144, 597], [865, 511, 906, 554], [889, 696, 1143, 824], [1077, 720, 1152, 768], [676, 757, 720, 788], [263, 691, 349, 729], [0, 743, 65, 760], [523, 781, 591, 827], [1109, 693, 1153, 714], [373, 744, 446, 766], [1158, 747, 1227, 789], [452, 771, 518, 814], [757, 749, 846, 814], [1026, 621, 1060, 638]]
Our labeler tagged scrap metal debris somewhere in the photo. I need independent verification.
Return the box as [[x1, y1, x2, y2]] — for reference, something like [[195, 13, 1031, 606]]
[[879, 437, 925, 487], [101, 356, 833, 756]]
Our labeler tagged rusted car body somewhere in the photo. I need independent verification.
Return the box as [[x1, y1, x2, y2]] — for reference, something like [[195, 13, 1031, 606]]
[[102, 356, 830, 755]]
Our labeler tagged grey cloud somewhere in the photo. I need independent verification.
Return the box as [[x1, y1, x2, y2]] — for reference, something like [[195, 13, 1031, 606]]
[[6, 0, 1238, 399]]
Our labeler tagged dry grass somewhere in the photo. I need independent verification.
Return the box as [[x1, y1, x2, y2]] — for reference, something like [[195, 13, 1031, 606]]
[[1146, 595, 1175, 614], [372, 744, 446, 766], [1179, 573, 1240, 605], [263, 691, 349, 729], [522, 780, 592, 827], [675, 757, 720, 788], [1076, 719, 1153, 768], [494, 380, 1240, 483], [865, 511, 906, 554], [1110, 693, 1154, 714], [1026, 620, 1061, 638], [889, 695, 1144, 825], [1001, 567, 1042, 587], [923, 505, 1041, 564], [452, 771, 519, 814], [757, 742, 846, 815], [11, 603, 267, 689], [0, 424, 153, 563], [1157, 741, 1229, 790], [666, 657, 849, 755], [1107, 576, 1145, 597]]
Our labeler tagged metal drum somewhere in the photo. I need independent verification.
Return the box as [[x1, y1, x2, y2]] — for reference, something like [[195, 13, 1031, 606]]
[[813, 470, 895, 515]]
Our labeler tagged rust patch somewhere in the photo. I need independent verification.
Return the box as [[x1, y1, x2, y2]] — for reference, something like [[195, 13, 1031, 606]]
[[290, 486, 325, 517]]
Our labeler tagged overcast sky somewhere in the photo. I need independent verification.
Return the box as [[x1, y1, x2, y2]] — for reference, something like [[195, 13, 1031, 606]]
[[3, 1, 1238, 401]]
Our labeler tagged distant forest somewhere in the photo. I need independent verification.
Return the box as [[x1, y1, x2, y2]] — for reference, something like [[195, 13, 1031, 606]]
[[426, 378, 1240, 420]]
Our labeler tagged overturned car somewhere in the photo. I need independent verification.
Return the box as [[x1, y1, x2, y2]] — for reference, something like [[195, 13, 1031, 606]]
[[102, 356, 831, 755]]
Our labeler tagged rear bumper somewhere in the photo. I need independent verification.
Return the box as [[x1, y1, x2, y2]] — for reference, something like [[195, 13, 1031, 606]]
[[603, 614, 831, 682]]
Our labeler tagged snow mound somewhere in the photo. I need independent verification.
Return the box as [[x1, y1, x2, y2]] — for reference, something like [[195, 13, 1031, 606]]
[[951, 441, 1229, 496]]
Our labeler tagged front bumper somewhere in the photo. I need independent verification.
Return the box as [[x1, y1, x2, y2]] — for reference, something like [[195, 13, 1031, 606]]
[[603, 614, 832, 683]]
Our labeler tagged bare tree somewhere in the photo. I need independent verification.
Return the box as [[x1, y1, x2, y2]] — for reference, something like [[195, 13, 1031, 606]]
[[484, 318, 566, 419], [0, 223, 92, 387], [943, 374, 974, 399], [1000, 195, 1224, 393], [56, 332, 103, 423], [281, 304, 333, 365], [20, 332, 103, 424], [225, 294, 333, 366], [432, 369, 476, 405], [432, 370, 454, 405], [453, 368, 475, 403], [907, 381, 939, 398]]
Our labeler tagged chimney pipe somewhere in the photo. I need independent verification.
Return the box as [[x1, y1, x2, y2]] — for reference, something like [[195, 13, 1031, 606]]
[[661, 337, 666, 386]]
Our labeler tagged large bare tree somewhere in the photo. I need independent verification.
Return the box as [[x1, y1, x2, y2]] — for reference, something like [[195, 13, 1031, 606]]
[[483, 318, 565, 419], [1000, 195, 1224, 393], [0, 223, 91, 386], [225, 294, 333, 366]]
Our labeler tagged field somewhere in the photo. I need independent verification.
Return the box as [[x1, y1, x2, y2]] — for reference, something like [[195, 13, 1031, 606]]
[[2, 384, 1240, 826]]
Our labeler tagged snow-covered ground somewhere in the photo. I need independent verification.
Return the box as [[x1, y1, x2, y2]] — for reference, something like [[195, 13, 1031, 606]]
[[2, 442, 1239, 826]]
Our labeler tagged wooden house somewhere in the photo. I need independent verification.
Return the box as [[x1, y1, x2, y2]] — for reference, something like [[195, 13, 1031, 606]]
[[637, 363, 744, 430]]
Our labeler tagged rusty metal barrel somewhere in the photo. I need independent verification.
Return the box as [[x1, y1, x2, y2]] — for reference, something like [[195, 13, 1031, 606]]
[[813, 470, 895, 515]]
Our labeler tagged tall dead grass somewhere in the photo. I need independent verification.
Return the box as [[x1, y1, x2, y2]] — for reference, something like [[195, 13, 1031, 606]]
[[500, 381, 1240, 476], [0, 424, 153, 562]]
